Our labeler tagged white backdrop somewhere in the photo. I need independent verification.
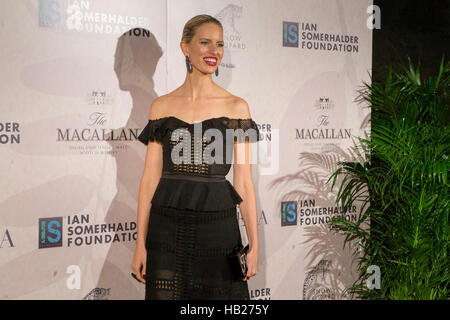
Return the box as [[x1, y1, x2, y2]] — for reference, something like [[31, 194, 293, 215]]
[[0, 0, 372, 299]]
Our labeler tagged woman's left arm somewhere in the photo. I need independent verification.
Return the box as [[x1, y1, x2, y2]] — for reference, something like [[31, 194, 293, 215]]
[[232, 99, 259, 280], [233, 142, 259, 281]]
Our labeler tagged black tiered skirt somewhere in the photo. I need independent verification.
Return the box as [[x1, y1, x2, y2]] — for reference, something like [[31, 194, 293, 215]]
[[144, 173, 250, 300]]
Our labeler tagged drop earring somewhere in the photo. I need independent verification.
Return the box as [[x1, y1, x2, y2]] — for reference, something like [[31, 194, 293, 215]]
[[215, 66, 219, 77], [185, 55, 193, 73]]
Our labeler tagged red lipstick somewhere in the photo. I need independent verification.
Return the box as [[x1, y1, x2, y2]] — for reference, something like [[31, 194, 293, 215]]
[[203, 56, 217, 66]]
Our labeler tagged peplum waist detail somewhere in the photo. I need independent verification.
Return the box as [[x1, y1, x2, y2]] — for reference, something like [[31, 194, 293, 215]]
[[150, 173, 243, 211]]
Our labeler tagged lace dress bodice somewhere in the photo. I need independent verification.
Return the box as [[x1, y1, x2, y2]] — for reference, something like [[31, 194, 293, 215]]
[[137, 116, 260, 211]]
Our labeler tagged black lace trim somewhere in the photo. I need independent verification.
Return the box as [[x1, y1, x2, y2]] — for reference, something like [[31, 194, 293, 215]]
[[137, 116, 260, 145], [152, 205, 237, 222], [173, 215, 196, 300], [148, 279, 175, 290], [147, 278, 249, 299], [148, 241, 236, 257]]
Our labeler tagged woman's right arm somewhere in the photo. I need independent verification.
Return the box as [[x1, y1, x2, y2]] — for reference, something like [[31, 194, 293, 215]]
[[136, 138, 163, 250], [132, 99, 164, 283]]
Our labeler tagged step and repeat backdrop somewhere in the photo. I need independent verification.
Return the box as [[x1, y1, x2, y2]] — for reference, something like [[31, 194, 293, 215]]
[[0, 0, 372, 299]]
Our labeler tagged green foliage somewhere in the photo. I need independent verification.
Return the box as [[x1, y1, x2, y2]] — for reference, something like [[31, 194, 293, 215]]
[[328, 56, 449, 299]]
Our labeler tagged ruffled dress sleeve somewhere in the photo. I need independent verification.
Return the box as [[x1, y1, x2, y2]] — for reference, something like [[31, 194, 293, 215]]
[[137, 119, 164, 145], [223, 118, 261, 143]]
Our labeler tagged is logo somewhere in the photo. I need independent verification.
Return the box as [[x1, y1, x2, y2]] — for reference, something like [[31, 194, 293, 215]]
[[282, 21, 298, 47], [39, 217, 63, 248], [281, 201, 297, 226], [39, 0, 63, 28]]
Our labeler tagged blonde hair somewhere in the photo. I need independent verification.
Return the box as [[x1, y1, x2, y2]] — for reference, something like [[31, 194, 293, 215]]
[[181, 14, 223, 44]]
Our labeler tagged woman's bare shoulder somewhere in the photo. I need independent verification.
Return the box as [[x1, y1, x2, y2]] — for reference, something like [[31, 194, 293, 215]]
[[148, 94, 171, 120], [227, 94, 251, 119]]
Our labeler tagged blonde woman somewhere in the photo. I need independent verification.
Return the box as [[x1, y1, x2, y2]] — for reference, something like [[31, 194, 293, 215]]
[[131, 14, 260, 300]]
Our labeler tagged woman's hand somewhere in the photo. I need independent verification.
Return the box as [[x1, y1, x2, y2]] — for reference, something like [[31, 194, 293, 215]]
[[131, 244, 147, 284], [244, 247, 259, 281]]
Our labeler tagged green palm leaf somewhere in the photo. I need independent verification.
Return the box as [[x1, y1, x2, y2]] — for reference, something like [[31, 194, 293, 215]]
[[327, 55, 449, 300]]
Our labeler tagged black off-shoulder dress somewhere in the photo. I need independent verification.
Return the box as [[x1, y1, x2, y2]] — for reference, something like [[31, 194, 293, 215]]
[[137, 116, 260, 300]]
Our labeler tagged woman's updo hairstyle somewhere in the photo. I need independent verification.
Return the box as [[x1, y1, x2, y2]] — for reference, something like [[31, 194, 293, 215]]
[[181, 14, 223, 44]]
